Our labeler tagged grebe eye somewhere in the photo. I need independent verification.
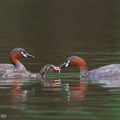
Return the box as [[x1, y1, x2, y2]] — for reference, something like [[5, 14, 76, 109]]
[[21, 51, 27, 57]]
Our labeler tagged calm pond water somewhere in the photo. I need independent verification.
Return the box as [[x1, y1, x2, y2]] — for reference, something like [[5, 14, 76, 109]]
[[0, 0, 120, 120]]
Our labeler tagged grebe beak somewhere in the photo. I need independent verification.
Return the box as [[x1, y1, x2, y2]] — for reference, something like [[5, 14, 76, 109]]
[[59, 61, 70, 68], [26, 53, 35, 58], [21, 52, 35, 58], [59, 62, 69, 69]]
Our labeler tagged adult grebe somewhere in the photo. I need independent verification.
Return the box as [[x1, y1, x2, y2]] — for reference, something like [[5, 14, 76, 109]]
[[0, 48, 34, 74], [59, 56, 120, 77]]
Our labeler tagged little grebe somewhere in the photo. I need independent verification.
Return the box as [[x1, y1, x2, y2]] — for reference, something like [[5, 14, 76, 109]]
[[2, 64, 60, 78], [59, 56, 120, 77], [0, 48, 34, 74]]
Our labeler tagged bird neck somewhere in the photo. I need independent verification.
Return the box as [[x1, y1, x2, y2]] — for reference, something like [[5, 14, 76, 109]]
[[10, 53, 26, 70], [80, 67, 89, 77], [77, 58, 88, 77], [14, 61, 26, 70]]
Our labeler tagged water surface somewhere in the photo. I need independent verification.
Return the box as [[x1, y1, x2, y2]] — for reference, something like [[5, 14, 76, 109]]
[[0, 0, 120, 120]]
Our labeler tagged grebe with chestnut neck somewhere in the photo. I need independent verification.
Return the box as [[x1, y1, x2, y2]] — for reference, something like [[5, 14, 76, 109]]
[[0, 48, 34, 74], [59, 56, 120, 77]]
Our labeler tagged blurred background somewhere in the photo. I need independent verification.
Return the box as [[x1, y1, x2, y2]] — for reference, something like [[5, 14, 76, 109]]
[[0, 0, 120, 73]]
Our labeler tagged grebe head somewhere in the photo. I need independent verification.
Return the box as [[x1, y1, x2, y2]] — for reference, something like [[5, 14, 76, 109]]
[[59, 56, 87, 70], [10, 48, 34, 64], [9, 48, 34, 70], [59, 56, 88, 77], [40, 64, 60, 77], [59, 56, 88, 76], [10, 48, 34, 59]]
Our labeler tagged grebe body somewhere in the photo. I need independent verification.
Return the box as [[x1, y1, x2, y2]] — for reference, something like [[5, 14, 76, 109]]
[[59, 56, 120, 77]]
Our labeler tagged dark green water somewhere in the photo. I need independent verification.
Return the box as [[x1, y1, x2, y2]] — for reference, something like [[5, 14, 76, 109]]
[[0, 0, 120, 120]]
